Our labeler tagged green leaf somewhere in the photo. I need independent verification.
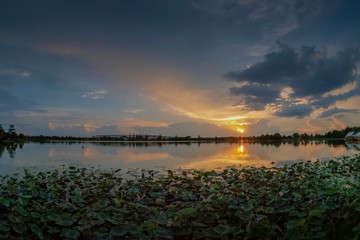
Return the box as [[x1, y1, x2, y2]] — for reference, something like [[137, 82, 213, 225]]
[[31, 211, 42, 218], [297, 218, 307, 227], [313, 231, 326, 238], [13, 222, 28, 234], [58, 217, 77, 227], [127, 224, 142, 235], [214, 224, 231, 234], [178, 208, 197, 217], [14, 206, 29, 216], [49, 187, 58, 192], [110, 225, 128, 236], [61, 228, 80, 239], [169, 226, 191, 236], [48, 213, 62, 222], [203, 228, 223, 238], [292, 192, 302, 200], [154, 229, 173, 239], [22, 194, 33, 199], [18, 197, 27, 206], [31, 224, 44, 240], [231, 227, 244, 235], [264, 207, 275, 214], [0, 223, 10, 232], [95, 233, 112, 240], [0, 198, 11, 207], [326, 189, 338, 195], [113, 197, 121, 207], [210, 183, 220, 189], [108, 214, 123, 225], [309, 209, 325, 217], [192, 222, 207, 227], [95, 198, 110, 209]]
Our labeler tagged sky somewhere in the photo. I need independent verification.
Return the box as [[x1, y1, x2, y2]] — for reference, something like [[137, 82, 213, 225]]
[[1, 0, 360, 137]]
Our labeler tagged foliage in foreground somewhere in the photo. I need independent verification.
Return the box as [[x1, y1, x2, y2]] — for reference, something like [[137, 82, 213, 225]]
[[1, 155, 360, 239]]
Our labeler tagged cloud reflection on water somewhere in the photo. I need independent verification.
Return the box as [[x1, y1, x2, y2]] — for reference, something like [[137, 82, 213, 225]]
[[0, 141, 359, 175]]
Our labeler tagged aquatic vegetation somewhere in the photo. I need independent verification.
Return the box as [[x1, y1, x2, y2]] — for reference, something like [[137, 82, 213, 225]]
[[1, 155, 360, 239]]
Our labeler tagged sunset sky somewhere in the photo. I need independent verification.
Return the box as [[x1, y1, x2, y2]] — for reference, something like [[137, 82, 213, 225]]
[[1, 0, 360, 137]]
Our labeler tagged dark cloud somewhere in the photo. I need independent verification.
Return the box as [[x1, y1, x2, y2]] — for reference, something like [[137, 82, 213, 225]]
[[275, 104, 313, 118], [311, 80, 360, 108], [319, 108, 358, 118], [226, 44, 360, 117], [221, 0, 326, 55], [230, 84, 280, 110], [227, 44, 360, 97]]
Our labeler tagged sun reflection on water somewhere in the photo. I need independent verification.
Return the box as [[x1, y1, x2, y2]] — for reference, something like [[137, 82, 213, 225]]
[[237, 145, 245, 154]]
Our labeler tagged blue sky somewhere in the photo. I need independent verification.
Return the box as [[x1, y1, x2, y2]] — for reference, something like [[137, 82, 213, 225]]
[[1, 0, 360, 137]]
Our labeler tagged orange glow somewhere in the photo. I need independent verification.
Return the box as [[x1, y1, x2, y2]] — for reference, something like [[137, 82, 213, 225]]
[[237, 145, 245, 153], [212, 116, 247, 121], [237, 127, 245, 133]]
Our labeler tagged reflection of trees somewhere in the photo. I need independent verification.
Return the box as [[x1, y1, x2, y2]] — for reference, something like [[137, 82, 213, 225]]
[[91, 141, 193, 148], [241, 139, 347, 148], [87, 140, 348, 149], [0, 143, 23, 158]]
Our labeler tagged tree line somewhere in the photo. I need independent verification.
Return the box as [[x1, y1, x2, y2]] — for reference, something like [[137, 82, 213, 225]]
[[0, 124, 25, 141], [1, 124, 360, 142]]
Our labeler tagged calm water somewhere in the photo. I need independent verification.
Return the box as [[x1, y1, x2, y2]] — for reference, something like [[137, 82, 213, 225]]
[[0, 141, 359, 175]]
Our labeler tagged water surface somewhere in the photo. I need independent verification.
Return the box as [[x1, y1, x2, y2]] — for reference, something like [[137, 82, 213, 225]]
[[0, 141, 359, 175]]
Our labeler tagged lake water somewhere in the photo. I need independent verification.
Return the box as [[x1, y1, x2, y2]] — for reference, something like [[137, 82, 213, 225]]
[[0, 140, 359, 175]]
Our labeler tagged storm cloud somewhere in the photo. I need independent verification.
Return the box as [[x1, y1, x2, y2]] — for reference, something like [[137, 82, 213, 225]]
[[319, 108, 358, 118], [226, 43, 360, 117], [275, 104, 313, 118], [230, 84, 280, 110]]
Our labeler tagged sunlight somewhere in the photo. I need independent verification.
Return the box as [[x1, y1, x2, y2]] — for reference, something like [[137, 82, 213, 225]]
[[237, 127, 245, 133], [212, 116, 247, 121], [237, 145, 245, 154]]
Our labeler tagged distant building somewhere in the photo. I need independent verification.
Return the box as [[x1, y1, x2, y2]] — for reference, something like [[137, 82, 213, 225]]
[[345, 132, 360, 142]]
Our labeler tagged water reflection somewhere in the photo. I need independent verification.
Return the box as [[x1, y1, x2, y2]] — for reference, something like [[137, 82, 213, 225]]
[[237, 145, 245, 154], [0, 142, 24, 158], [0, 140, 359, 175]]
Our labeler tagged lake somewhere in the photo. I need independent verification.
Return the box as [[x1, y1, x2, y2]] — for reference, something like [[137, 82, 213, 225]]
[[0, 140, 359, 175]]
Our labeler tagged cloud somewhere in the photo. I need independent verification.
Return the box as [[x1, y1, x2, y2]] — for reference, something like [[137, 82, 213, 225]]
[[133, 122, 235, 137], [230, 83, 280, 110], [226, 44, 360, 117], [191, 0, 324, 56], [48, 123, 122, 137], [191, 0, 226, 15], [312, 81, 360, 108], [0, 66, 31, 85], [125, 109, 145, 114], [245, 119, 280, 136], [223, 0, 323, 56], [275, 104, 313, 118], [82, 90, 107, 99], [319, 108, 358, 118]]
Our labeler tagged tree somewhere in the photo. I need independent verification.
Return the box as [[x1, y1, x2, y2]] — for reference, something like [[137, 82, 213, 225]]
[[293, 133, 300, 139], [273, 133, 282, 140], [0, 124, 5, 139], [8, 124, 17, 139]]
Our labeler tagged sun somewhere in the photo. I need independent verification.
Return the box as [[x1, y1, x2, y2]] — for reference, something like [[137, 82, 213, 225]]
[[237, 127, 245, 133]]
